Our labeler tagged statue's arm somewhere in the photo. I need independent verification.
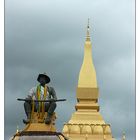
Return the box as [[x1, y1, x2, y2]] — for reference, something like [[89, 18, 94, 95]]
[[50, 87, 57, 100], [27, 87, 36, 99]]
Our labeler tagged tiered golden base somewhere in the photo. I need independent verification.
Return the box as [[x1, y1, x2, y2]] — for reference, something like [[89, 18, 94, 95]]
[[23, 112, 56, 132], [63, 110, 115, 140]]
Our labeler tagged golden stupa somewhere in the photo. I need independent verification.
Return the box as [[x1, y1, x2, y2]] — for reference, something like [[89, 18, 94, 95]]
[[62, 20, 116, 140]]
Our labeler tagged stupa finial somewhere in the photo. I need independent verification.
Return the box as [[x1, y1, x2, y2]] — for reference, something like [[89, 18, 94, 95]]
[[86, 18, 90, 41]]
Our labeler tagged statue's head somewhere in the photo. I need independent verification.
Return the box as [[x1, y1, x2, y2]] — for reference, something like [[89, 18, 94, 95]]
[[37, 73, 50, 85]]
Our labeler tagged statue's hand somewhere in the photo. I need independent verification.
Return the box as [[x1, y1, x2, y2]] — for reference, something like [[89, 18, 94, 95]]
[[25, 96, 32, 102]]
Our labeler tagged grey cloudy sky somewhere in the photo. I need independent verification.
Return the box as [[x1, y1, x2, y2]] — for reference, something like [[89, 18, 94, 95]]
[[5, 0, 135, 140]]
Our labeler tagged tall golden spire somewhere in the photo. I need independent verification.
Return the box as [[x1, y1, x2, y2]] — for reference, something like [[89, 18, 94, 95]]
[[78, 19, 97, 88], [62, 20, 115, 140]]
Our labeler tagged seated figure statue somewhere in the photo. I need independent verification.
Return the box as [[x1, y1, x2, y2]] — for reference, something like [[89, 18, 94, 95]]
[[23, 73, 57, 124]]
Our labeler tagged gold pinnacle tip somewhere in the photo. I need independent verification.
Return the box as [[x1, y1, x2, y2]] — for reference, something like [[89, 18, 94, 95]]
[[16, 125, 19, 133], [86, 18, 90, 41], [87, 18, 90, 28]]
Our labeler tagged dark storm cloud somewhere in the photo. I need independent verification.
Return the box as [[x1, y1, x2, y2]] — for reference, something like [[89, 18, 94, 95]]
[[5, 0, 135, 140]]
